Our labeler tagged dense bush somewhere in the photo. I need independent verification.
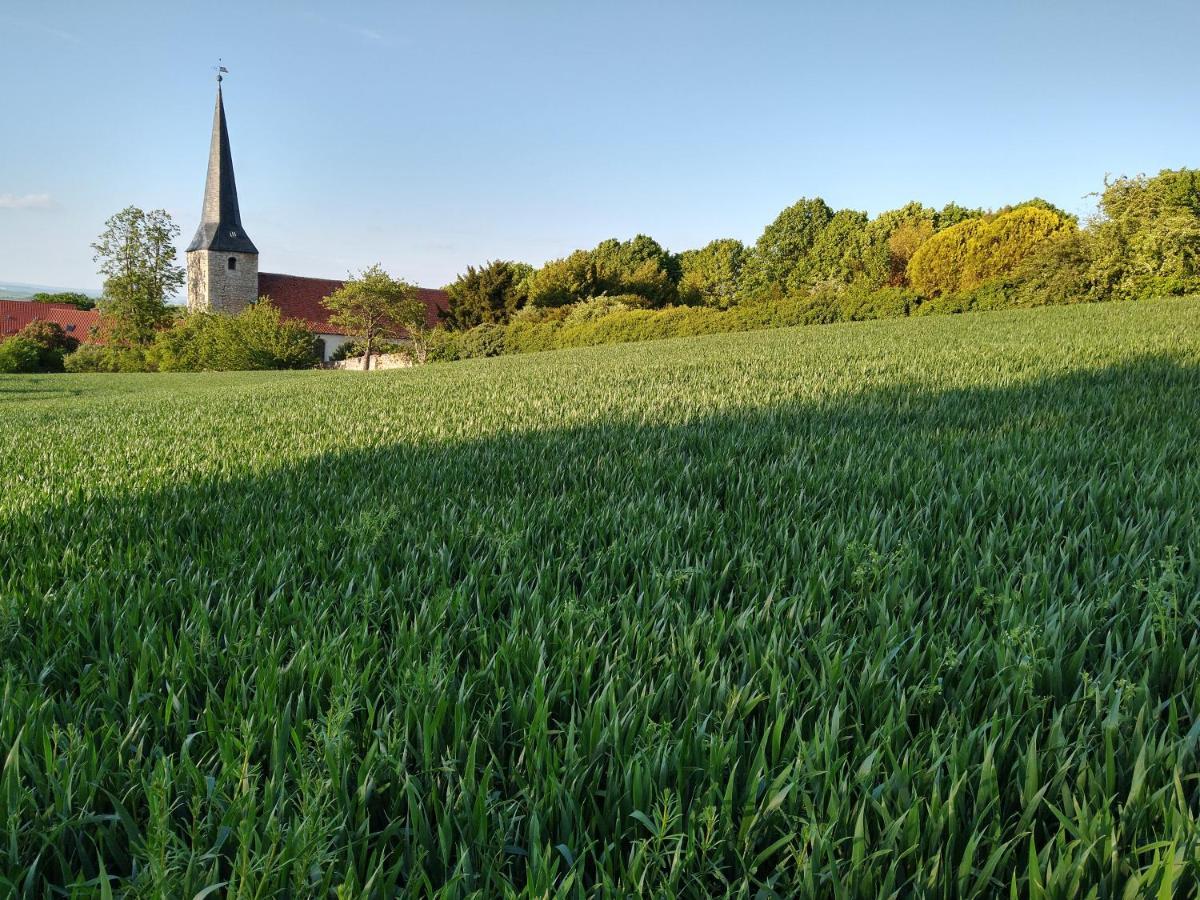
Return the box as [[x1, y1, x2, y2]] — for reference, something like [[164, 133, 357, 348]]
[[435, 285, 930, 360], [150, 301, 318, 371], [0, 321, 83, 373], [63, 344, 154, 373], [1089, 170, 1200, 300], [0, 337, 47, 374], [442, 260, 532, 328], [559, 296, 633, 326], [1010, 232, 1096, 307], [503, 319, 560, 355], [59, 302, 318, 373], [454, 322, 508, 358], [19, 320, 80, 355]]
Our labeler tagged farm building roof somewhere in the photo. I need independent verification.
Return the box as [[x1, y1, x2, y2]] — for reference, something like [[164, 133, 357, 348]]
[[257, 272, 449, 336], [0, 300, 100, 339]]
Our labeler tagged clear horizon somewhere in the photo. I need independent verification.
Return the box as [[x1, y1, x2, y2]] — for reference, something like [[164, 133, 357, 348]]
[[2, 0, 1197, 295]]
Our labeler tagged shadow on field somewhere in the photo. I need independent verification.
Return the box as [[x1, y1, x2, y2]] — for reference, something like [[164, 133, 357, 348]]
[[2, 352, 1199, 894]]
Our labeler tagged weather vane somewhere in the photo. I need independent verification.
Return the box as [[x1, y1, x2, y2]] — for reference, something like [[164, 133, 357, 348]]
[[214, 59, 229, 83]]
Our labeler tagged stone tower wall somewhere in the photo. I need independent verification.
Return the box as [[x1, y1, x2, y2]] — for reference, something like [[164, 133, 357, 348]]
[[186, 250, 259, 314]]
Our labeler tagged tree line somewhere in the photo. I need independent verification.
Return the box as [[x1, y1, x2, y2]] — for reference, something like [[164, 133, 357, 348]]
[[430, 168, 1200, 360]]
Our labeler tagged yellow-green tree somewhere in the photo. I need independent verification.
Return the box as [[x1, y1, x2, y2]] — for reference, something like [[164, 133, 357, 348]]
[[907, 218, 987, 296], [965, 206, 1075, 287], [908, 206, 1075, 296]]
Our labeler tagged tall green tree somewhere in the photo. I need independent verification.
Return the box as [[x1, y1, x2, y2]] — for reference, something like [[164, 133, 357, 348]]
[[91, 207, 183, 344], [526, 235, 678, 309], [741, 198, 834, 291], [322, 265, 428, 368], [935, 202, 985, 230], [790, 209, 870, 291], [443, 260, 532, 329], [677, 239, 747, 307], [1088, 169, 1200, 299], [526, 250, 602, 308]]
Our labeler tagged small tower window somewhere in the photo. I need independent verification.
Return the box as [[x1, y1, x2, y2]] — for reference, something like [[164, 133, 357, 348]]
[[227, 257, 237, 271]]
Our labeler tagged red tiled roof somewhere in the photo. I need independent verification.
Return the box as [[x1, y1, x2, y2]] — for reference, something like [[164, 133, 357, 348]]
[[0, 300, 100, 340], [257, 272, 448, 336]]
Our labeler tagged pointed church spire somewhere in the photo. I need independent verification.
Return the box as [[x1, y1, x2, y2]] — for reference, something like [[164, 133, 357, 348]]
[[187, 79, 258, 254]]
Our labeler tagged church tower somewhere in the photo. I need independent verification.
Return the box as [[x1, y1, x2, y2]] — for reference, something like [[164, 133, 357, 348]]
[[186, 76, 259, 313]]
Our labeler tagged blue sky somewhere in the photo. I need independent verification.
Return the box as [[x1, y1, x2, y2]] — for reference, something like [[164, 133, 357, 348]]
[[1, 0, 1196, 295]]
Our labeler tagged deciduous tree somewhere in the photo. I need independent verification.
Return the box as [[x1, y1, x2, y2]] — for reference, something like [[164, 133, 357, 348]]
[[322, 265, 427, 368], [789, 209, 870, 291], [741, 197, 834, 290], [677, 239, 747, 307], [91, 206, 183, 344], [908, 206, 1074, 296], [1088, 169, 1200, 299], [526, 235, 678, 309]]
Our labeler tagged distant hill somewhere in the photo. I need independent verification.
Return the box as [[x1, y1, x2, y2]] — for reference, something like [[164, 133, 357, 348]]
[[0, 282, 101, 301]]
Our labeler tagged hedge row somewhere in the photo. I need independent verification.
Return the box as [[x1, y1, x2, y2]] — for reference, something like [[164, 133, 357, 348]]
[[426, 282, 1122, 362]]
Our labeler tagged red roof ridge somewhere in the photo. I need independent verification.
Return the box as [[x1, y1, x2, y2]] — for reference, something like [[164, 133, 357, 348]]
[[258, 271, 447, 292], [6, 298, 94, 309], [256, 272, 449, 335], [258, 271, 345, 284]]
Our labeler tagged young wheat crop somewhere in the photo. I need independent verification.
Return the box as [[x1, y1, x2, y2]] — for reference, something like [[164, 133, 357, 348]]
[[1, 299, 1198, 896]]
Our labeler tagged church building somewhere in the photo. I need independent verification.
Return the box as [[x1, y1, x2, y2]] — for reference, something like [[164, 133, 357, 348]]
[[186, 80, 448, 361]]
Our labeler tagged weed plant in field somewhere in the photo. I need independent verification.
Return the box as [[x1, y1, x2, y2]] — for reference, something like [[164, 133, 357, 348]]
[[1, 300, 1199, 896]]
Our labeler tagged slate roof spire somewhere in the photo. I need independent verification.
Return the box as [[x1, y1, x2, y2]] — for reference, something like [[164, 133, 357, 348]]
[[187, 79, 258, 254]]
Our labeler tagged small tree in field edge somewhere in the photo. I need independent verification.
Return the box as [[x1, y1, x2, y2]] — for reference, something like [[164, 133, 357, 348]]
[[322, 265, 428, 369]]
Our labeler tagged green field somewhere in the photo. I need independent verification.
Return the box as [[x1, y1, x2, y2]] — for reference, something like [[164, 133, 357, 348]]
[[2, 300, 1199, 896]]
